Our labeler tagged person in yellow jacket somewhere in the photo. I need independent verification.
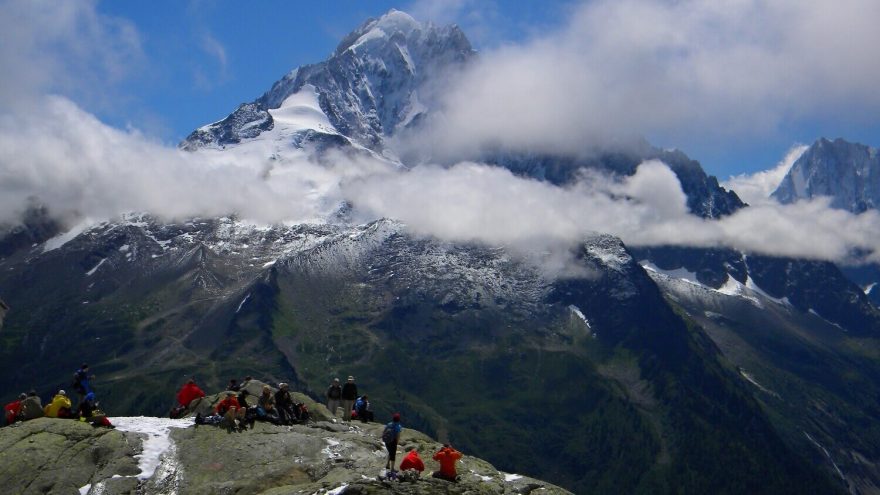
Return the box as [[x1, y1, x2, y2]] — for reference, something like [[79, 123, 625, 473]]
[[44, 390, 73, 418]]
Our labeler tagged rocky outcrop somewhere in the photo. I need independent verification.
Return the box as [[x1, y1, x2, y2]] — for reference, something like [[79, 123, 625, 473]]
[[0, 418, 142, 495], [0, 417, 570, 494]]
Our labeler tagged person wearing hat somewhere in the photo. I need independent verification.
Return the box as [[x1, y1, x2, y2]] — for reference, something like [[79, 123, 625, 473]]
[[2, 393, 26, 426], [326, 378, 342, 419], [20, 390, 44, 420], [44, 390, 73, 418], [340, 376, 358, 423], [382, 413, 403, 471]]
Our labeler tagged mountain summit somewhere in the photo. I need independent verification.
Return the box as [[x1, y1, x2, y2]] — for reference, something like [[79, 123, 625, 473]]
[[772, 137, 880, 213], [182, 9, 474, 153]]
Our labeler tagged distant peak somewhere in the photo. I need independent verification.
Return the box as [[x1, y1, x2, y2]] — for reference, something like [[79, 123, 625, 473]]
[[335, 10, 432, 55]]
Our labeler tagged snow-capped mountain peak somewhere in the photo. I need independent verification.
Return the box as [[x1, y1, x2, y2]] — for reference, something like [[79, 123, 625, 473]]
[[181, 10, 474, 154]]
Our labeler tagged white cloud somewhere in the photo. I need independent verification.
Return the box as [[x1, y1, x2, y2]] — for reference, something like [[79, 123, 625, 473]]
[[722, 145, 808, 205], [398, 0, 880, 162], [0, 0, 142, 111], [3, 0, 880, 275]]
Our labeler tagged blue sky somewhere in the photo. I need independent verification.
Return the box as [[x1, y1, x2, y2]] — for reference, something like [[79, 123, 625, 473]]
[[95, 1, 573, 144]]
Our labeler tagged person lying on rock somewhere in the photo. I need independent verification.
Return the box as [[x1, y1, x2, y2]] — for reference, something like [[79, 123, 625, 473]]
[[432, 444, 463, 482], [44, 390, 73, 418]]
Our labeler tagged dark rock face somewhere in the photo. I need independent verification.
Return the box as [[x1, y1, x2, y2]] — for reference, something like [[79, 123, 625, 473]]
[[181, 103, 274, 151], [0, 218, 844, 494], [773, 138, 880, 213]]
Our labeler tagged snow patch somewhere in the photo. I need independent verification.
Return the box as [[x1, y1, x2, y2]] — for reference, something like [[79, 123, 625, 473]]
[[865, 282, 876, 295], [43, 218, 97, 252], [738, 369, 780, 398], [641, 262, 705, 288], [504, 473, 523, 482], [803, 431, 847, 482], [808, 309, 846, 331], [236, 293, 251, 314], [111, 416, 192, 480], [86, 258, 106, 276]]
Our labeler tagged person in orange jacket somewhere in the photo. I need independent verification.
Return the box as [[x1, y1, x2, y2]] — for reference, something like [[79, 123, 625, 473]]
[[432, 444, 463, 482], [399, 448, 425, 474]]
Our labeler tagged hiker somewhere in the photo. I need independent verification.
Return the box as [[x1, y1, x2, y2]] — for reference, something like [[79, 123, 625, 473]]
[[399, 448, 425, 477], [176, 379, 206, 409], [382, 413, 402, 471], [3, 393, 26, 426], [227, 379, 241, 392], [256, 385, 279, 424], [76, 392, 97, 420], [75, 392, 112, 427], [73, 363, 94, 399], [216, 391, 246, 431], [275, 383, 295, 424], [20, 390, 44, 420], [326, 378, 342, 418], [341, 376, 358, 422], [431, 444, 463, 482], [354, 395, 374, 423], [44, 390, 73, 418]]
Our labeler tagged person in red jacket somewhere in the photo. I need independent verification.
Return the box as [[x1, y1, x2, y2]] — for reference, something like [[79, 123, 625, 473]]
[[432, 444, 463, 482], [176, 379, 206, 408], [399, 448, 425, 474], [3, 393, 26, 426]]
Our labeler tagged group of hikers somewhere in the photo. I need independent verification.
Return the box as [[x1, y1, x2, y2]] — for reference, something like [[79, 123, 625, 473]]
[[171, 376, 311, 431], [4, 368, 465, 483], [2, 364, 113, 428]]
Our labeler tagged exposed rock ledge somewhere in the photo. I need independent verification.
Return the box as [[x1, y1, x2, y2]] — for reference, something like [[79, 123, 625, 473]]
[[0, 416, 570, 494]]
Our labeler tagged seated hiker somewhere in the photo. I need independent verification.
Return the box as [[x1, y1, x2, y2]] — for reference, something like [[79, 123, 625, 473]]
[[382, 413, 403, 471], [227, 379, 240, 392], [432, 444, 463, 482], [77, 392, 98, 420], [355, 395, 374, 423], [176, 379, 206, 409], [399, 448, 425, 475], [44, 390, 73, 418], [73, 363, 95, 400], [20, 390, 44, 421], [292, 401, 310, 422], [256, 385, 279, 424], [274, 383, 295, 425], [76, 393, 112, 428], [216, 391, 246, 431], [238, 389, 257, 428], [3, 393, 26, 426]]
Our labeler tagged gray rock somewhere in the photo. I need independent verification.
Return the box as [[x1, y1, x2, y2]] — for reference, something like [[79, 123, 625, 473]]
[[0, 416, 570, 494]]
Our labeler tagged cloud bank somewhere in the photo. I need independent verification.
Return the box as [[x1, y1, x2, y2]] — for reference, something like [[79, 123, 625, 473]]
[[2, 0, 880, 271], [400, 0, 880, 161], [723, 145, 809, 205]]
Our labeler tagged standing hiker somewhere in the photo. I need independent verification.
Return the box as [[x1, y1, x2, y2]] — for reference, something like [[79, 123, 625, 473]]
[[341, 376, 358, 422], [326, 378, 342, 419], [73, 364, 94, 400], [382, 413, 403, 472]]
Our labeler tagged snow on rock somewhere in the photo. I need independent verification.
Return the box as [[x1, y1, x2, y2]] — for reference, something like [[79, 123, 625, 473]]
[[504, 473, 523, 482], [865, 282, 877, 295], [111, 416, 193, 480], [43, 218, 98, 252], [640, 262, 706, 288], [86, 258, 106, 276]]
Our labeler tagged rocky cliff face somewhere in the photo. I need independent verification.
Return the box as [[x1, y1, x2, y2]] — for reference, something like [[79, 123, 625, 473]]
[[773, 137, 880, 213], [0, 416, 568, 495]]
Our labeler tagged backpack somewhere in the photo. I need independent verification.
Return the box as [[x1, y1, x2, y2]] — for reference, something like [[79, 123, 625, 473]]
[[382, 422, 397, 443]]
